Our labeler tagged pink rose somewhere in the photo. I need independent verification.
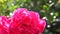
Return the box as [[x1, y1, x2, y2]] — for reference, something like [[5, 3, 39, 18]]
[[0, 8, 46, 34]]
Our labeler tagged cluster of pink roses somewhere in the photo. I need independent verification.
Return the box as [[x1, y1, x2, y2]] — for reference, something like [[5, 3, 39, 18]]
[[0, 8, 46, 34]]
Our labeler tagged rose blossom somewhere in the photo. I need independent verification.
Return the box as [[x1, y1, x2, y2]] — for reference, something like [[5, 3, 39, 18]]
[[0, 8, 46, 34], [10, 8, 46, 34], [0, 16, 10, 34]]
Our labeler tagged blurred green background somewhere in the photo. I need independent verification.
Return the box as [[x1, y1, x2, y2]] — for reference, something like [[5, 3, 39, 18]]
[[0, 0, 60, 34]]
